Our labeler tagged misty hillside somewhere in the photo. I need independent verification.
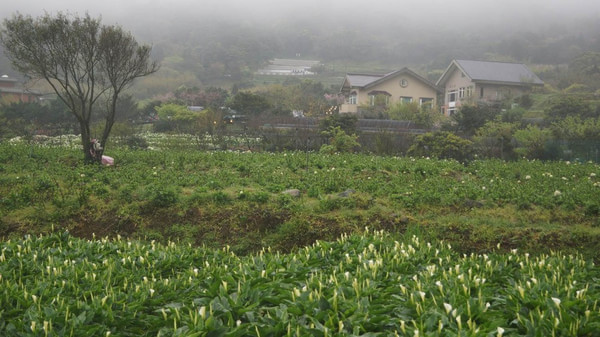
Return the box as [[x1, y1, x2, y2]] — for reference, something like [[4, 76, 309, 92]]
[[129, 14, 600, 97]]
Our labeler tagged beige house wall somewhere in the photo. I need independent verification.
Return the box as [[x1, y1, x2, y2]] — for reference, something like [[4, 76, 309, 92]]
[[476, 83, 529, 101], [442, 69, 475, 113], [443, 69, 472, 93], [440, 67, 534, 115], [339, 103, 358, 113], [354, 73, 437, 107]]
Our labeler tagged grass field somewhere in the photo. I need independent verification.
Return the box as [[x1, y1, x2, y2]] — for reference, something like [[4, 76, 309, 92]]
[[1, 142, 599, 260]]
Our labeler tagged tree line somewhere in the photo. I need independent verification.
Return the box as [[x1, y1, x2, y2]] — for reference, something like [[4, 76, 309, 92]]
[[2, 12, 600, 164]]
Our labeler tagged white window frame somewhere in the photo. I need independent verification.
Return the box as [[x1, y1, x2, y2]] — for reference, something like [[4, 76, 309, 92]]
[[400, 96, 413, 104], [369, 94, 390, 106], [419, 97, 433, 106], [448, 90, 457, 103], [348, 94, 357, 105]]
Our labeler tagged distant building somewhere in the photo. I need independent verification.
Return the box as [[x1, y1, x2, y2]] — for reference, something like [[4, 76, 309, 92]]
[[338, 67, 441, 114], [256, 59, 320, 76], [0, 74, 43, 104], [187, 106, 204, 111], [436, 60, 544, 116]]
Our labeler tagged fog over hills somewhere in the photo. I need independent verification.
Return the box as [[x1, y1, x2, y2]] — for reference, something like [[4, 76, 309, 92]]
[[2, 0, 600, 89], [5, 0, 600, 31]]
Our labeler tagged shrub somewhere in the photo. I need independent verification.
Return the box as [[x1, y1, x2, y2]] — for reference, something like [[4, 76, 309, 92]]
[[407, 131, 473, 162], [473, 121, 519, 160], [514, 125, 554, 159], [320, 127, 360, 154], [500, 106, 526, 123], [517, 94, 534, 109], [386, 101, 438, 128], [545, 95, 596, 123], [144, 184, 180, 208], [319, 114, 358, 135], [450, 104, 500, 136]]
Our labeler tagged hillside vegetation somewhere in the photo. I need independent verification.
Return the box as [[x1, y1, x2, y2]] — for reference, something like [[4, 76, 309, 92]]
[[1, 142, 599, 261]]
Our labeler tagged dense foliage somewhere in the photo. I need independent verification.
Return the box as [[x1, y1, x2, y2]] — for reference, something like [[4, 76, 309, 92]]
[[1, 230, 599, 336], [407, 132, 474, 162]]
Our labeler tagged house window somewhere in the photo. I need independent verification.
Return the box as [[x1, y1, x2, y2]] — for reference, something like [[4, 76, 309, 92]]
[[448, 91, 457, 102], [348, 94, 357, 105], [448, 108, 456, 116], [466, 86, 473, 97], [420, 97, 433, 110], [459, 87, 465, 99], [400, 96, 413, 104], [480, 87, 484, 98], [369, 94, 389, 106]]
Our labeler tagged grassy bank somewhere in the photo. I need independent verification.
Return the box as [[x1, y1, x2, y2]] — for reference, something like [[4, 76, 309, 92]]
[[1, 143, 599, 260]]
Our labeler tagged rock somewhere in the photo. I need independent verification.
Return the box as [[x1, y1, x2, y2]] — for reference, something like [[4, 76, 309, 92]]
[[338, 189, 356, 198], [282, 189, 301, 198]]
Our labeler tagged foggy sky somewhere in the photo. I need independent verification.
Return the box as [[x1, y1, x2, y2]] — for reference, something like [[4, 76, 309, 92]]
[[5, 0, 600, 32]]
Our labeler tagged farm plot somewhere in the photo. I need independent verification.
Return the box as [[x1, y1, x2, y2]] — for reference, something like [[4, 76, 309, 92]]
[[1, 230, 599, 336]]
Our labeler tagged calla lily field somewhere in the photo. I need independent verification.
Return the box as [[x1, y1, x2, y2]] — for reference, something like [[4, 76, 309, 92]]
[[1, 136, 600, 336]]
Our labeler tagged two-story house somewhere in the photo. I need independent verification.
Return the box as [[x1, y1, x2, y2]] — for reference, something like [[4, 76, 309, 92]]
[[339, 68, 441, 114], [436, 60, 544, 116]]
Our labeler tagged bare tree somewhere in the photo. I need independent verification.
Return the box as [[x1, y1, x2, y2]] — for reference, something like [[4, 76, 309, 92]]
[[1, 12, 159, 162]]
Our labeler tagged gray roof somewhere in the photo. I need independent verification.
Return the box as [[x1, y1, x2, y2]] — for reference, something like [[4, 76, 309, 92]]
[[343, 68, 440, 92], [270, 59, 320, 67], [0, 77, 18, 83], [447, 60, 544, 85], [345, 73, 386, 87], [0, 87, 43, 95]]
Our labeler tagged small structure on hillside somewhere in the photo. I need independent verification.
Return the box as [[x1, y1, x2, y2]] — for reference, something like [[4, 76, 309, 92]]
[[0, 74, 43, 104], [256, 59, 320, 76]]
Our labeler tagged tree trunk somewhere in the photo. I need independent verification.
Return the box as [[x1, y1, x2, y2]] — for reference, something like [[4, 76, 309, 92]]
[[80, 122, 100, 164], [100, 93, 118, 157]]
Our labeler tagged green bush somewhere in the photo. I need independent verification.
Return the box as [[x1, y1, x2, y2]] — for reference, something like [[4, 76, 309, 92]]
[[545, 95, 596, 123], [473, 121, 519, 160], [386, 101, 439, 128], [320, 126, 360, 154], [450, 105, 500, 136], [144, 184, 180, 208], [514, 125, 554, 159], [407, 131, 473, 162]]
